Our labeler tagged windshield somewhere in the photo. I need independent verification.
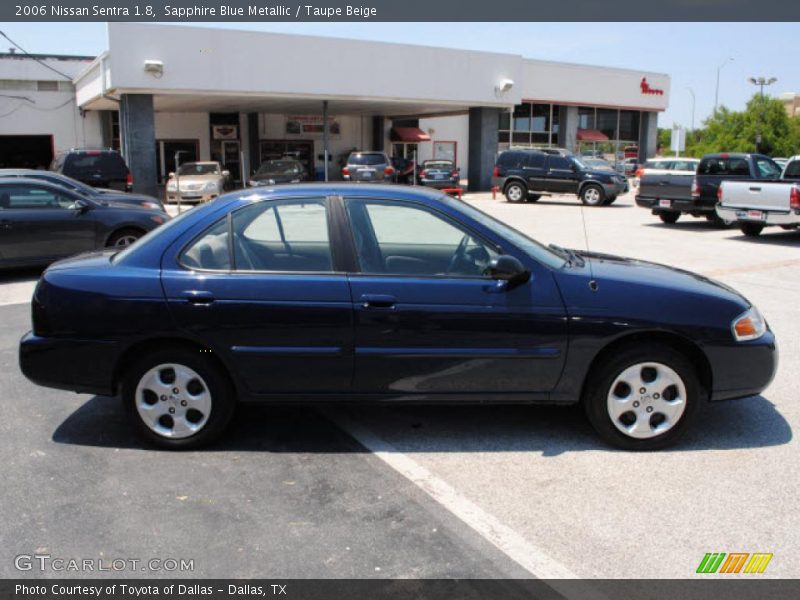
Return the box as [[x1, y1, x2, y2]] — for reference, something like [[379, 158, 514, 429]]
[[177, 163, 219, 176], [438, 195, 566, 269], [571, 157, 588, 170], [348, 153, 385, 166], [423, 161, 453, 170], [256, 160, 303, 176]]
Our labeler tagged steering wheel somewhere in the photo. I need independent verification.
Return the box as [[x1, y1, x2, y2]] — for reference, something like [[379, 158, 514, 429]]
[[445, 234, 471, 275]]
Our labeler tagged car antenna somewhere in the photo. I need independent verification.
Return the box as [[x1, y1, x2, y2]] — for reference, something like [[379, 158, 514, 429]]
[[579, 202, 599, 292]]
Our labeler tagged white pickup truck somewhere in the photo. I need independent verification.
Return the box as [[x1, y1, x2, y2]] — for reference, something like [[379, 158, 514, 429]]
[[716, 155, 800, 236]]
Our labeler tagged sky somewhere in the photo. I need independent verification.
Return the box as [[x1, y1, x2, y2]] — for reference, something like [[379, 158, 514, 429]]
[[0, 21, 796, 128]]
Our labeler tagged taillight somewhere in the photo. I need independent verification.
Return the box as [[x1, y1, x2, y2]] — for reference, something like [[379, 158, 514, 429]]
[[126, 173, 133, 186], [341, 167, 349, 177], [451, 170, 459, 178], [492, 166, 500, 177], [384, 166, 395, 176], [790, 185, 800, 210], [635, 167, 644, 178], [717, 184, 723, 203], [420, 170, 428, 179], [691, 178, 700, 198]]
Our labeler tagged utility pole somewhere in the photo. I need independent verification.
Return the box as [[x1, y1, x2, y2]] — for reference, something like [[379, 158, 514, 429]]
[[748, 76, 777, 153], [686, 87, 696, 131], [714, 57, 734, 113]]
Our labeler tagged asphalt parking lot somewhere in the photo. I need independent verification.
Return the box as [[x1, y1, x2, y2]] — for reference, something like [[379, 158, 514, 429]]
[[1, 189, 797, 580]]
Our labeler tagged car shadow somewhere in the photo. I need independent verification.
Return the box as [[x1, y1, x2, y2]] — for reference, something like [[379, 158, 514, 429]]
[[52, 394, 791, 455], [0, 266, 44, 284], [728, 230, 800, 246], [513, 199, 631, 208], [644, 220, 728, 231]]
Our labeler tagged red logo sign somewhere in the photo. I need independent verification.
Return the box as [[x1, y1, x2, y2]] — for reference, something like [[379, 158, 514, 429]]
[[640, 77, 664, 96]]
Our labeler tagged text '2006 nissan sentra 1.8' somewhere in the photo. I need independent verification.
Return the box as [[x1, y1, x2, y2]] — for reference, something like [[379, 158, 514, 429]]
[[19, 184, 777, 450]]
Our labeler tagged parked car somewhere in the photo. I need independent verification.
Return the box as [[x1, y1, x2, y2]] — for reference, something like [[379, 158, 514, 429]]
[[249, 159, 307, 187], [619, 157, 639, 176], [341, 151, 395, 183], [0, 169, 165, 211], [417, 159, 460, 189], [634, 158, 700, 223], [716, 155, 800, 236], [391, 157, 416, 184], [50, 148, 132, 192], [0, 178, 168, 269], [623, 145, 639, 159], [492, 149, 628, 206], [636, 154, 781, 225], [166, 162, 229, 204], [19, 184, 776, 451]]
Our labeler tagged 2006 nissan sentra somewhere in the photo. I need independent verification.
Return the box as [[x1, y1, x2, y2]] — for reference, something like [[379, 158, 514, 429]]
[[19, 184, 777, 450]]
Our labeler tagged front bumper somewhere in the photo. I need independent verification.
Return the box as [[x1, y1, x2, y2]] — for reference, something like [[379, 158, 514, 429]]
[[716, 205, 800, 226], [602, 181, 628, 197], [707, 330, 778, 401], [19, 331, 118, 396], [166, 191, 218, 204]]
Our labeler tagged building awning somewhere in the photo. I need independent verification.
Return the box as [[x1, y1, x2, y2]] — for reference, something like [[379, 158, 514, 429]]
[[390, 127, 431, 143], [576, 129, 609, 142]]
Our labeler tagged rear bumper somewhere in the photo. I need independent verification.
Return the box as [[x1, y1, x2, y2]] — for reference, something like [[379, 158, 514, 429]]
[[420, 179, 460, 189], [716, 205, 800, 226], [635, 195, 716, 213], [19, 331, 118, 396], [707, 331, 778, 401]]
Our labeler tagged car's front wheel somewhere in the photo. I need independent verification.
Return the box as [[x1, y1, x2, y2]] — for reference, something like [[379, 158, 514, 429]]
[[580, 184, 606, 206], [583, 344, 700, 450], [504, 181, 527, 203], [122, 347, 236, 449], [107, 227, 145, 248]]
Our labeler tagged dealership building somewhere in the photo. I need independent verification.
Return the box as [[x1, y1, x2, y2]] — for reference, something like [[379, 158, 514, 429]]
[[0, 23, 670, 196]]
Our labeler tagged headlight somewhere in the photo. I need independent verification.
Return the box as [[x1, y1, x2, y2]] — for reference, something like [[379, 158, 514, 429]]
[[141, 201, 161, 210], [731, 307, 767, 342], [204, 181, 218, 192], [166, 181, 177, 192]]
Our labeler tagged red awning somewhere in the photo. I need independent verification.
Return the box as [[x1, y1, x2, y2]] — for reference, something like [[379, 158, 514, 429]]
[[576, 129, 609, 142], [390, 127, 431, 143]]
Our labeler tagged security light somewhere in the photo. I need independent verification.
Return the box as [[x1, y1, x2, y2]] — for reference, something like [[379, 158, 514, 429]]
[[496, 79, 515, 93]]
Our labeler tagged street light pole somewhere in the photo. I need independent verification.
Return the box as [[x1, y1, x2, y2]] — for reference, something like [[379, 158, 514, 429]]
[[747, 76, 777, 153], [714, 57, 734, 114], [686, 87, 696, 131]]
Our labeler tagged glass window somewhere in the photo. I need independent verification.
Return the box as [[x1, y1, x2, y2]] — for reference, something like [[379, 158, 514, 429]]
[[497, 151, 526, 169], [232, 198, 332, 272], [578, 107, 595, 130], [531, 104, 550, 133], [345, 199, 497, 278], [783, 160, 800, 180], [699, 157, 750, 176], [671, 160, 698, 172], [619, 110, 640, 141], [513, 104, 531, 132], [180, 217, 231, 271], [525, 153, 546, 169], [548, 156, 572, 171], [754, 157, 782, 180], [0, 185, 78, 209], [498, 111, 510, 130], [596, 109, 618, 140]]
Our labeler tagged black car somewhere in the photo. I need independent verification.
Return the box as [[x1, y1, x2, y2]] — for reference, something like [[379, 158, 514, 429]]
[[0, 178, 168, 269], [0, 169, 164, 211], [492, 150, 628, 206], [19, 184, 776, 451], [249, 159, 308, 187], [50, 148, 132, 192], [417, 159, 460, 189]]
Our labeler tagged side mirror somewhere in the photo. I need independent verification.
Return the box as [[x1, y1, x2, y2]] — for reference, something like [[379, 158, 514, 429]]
[[486, 255, 530, 286], [222, 170, 230, 177], [74, 199, 90, 213]]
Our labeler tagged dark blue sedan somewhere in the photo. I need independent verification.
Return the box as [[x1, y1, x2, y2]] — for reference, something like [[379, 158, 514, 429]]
[[19, 184, 777, 450]]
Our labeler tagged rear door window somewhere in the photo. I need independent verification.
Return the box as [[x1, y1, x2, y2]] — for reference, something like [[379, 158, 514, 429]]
[[525, 153, 546, 169], [547, 156, 572, 171], [497, 152, 525, 170], [63, 152, 129, 179], [754, 157, 781, 180], [783, 160, 800, 180]]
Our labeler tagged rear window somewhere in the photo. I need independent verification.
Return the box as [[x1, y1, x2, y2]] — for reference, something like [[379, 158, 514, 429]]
[[496, 152, 526, 169], [63, 152, 128, 179], [644, 160, 670, 169], [754, 157, 781, 180], [257, 160, 303, 176], [698, 157, 750, 177], [423, 161, 454, 170], [348, 153, 386, 166], [783, 160, 800, 180], [671, 160, 698, 172]]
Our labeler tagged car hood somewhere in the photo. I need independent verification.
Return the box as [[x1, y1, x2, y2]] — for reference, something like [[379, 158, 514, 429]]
[[553, 250, 750, 325], [171, 174, 220, 183], [95, 192, 160, 204], [252, 173, 302, 184]]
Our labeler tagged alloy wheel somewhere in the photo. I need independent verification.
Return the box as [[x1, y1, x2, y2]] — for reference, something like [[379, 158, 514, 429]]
[[135, 363, 212, 439]]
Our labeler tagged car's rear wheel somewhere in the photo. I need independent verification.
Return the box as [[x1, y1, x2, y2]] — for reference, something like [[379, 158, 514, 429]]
[[122, 348, 236, 449], [583, 344, 701, 450], [528, 194, 541, 203], [659, 212, 680, 224], [580, 184, 605, 206], [740, 222, 764, 237], [706, 213, 728, 228], [107, 227, 145, 248], [505, 182, 527, 203]]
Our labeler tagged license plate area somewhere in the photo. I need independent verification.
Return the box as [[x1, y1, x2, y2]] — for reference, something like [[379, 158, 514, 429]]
[[658, 199, 671, 208], [737, 209, 765, 221]]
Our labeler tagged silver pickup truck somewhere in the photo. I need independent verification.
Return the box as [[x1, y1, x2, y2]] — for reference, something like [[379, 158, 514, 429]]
[[716, 156, 800, 236]]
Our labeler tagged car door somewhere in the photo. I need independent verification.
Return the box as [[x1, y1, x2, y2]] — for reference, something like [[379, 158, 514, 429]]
[[0, 183, 96, 265], [544, 155, 580, 194], [343, 196, 567, 397], [160, 196, 354, 396], [522, 152, 547, 192]]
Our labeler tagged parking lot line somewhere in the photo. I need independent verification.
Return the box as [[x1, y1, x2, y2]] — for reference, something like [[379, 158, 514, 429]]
[[327, 409, 608, 597]]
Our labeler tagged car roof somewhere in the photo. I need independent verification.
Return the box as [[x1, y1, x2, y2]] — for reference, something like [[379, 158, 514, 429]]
[[0, 177, 80, 191], [218, 183, 446, 206]]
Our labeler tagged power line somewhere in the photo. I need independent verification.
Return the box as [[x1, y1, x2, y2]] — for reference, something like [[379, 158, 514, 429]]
[[0, 30, 73, 80]]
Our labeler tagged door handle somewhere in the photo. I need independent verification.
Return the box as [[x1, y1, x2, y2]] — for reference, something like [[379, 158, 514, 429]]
[[749, 186, 761, 192], [359, 294, 396, 309], [180, 290, 215, 305]]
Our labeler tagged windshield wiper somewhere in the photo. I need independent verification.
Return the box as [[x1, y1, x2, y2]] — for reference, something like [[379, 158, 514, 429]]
[[549, 244, 585, 267]]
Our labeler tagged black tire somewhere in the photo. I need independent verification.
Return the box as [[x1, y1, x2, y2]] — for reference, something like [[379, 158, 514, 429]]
[[122, 346, 237, 450], [528, 194, 541, 203], [582, 343, 701, 451], [740, 222, 764, 237], [604, 195, 618, 206], [107, 227, 145, 248], [706, 213, 728, 228], [580, 184, 606, 206], [504, 181, 527, 203], [659, 212, 680, 224]]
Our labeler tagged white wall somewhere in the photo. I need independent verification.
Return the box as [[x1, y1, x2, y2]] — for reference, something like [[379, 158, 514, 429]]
[[154, 111, 210, 159], [418, 114, 470, 177]]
